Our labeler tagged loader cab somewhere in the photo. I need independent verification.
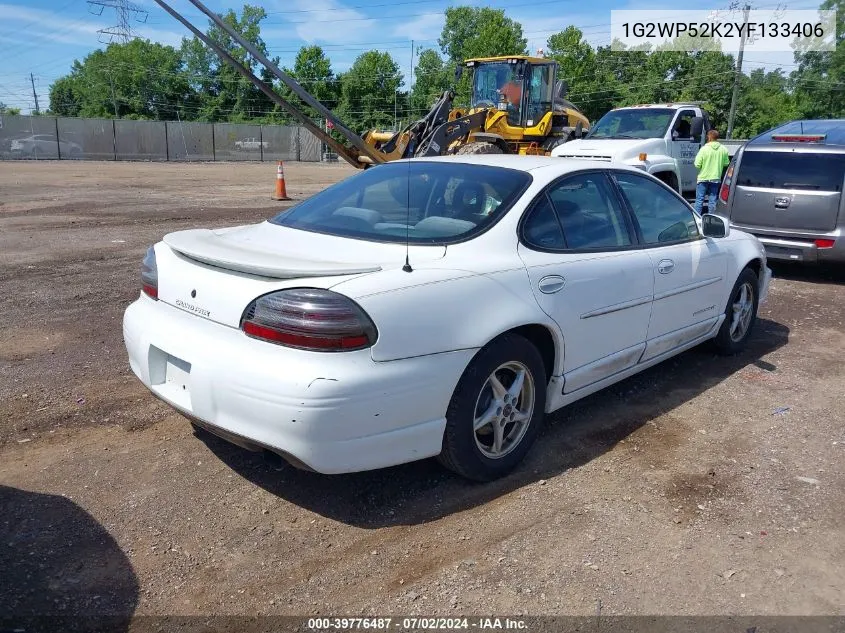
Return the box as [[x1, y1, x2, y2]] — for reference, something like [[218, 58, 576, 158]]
[[465, 56, 556, 129]]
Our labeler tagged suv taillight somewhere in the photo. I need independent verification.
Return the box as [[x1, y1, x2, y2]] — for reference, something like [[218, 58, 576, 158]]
[[141, 246, 158, 299], [719, 161, 735, 203], [241, 288, 377, 351]]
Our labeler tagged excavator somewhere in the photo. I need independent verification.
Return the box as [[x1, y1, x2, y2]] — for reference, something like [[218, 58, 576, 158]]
[[153, 0, 591, 169]]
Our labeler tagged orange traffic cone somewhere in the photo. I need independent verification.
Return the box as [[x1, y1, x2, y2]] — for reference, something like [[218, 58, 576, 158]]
[[272, 160, 291, 201]]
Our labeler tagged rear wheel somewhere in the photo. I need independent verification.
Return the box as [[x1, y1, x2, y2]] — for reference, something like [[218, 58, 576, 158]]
[[456, 141, 504, 155], [713, 267, 759, 355], [438, 334, 546, 481]]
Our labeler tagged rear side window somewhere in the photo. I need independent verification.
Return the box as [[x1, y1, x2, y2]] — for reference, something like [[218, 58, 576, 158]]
[[269, 161, 531, 244], [736, 151, 845, 191], [522, 195, 566, 249], [546, 172, 632, 249], [614, 172, 700, 244]]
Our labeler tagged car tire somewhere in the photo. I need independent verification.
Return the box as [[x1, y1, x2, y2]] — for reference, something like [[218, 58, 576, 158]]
[[545, 135, 571, 152], [438, 333, 547, 482], [713, 267, 759, 355]]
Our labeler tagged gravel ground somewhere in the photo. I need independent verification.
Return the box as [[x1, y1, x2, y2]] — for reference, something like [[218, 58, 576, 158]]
[[1, 161, 843, 623]]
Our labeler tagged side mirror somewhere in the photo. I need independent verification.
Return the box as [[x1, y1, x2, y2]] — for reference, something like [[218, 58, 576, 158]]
[[454, 65, 464, 83], [690, 116, 704, 139], [701, 213, 730, 238], [575, 121, 583, 139]]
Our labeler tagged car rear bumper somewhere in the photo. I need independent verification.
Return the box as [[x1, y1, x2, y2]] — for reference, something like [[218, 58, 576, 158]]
[[123, 295, 476, 474], [729, 224, 845, 264]]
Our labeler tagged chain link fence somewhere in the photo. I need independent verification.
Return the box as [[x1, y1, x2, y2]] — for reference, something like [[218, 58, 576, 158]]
[[0, 114, 323, 162]]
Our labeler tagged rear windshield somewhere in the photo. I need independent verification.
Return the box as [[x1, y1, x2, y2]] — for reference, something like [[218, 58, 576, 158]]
[[736, 151, 845, 191], [269, 161, 531, 244]]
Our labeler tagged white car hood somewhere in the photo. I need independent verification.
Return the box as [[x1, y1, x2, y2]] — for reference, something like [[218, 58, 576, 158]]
[[552, 138, 650, 159], [163, 222, 445, 279]]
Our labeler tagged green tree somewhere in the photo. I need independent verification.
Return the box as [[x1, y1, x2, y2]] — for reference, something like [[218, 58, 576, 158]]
[[547, 27, 620, 121], [676, 50, 737, 131], [410, 48, 450, 113], [791, 0, 845, 118], [47, 39, 191, 120], [439, 6, 526, 64], [0, 102, 21, 115], [338, 50, 402, 133], [180, 4, 282, 122], [48, 76, 81, 116], [733, 68, 799, 137], [282, 45, 339, 123]]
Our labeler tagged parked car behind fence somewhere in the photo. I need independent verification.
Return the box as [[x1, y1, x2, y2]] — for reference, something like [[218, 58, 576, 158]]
[[10, 134, 82, 159]]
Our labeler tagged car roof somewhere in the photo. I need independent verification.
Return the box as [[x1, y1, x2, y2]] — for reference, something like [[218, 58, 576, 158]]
[[747, 119, 845, 148], [407, 154, 623, 174], [613, 103, 697, 110]]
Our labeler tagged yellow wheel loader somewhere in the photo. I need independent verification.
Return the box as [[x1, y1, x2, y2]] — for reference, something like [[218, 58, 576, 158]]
[[365, 56, 591, 161], [154, 0, 589, 168]]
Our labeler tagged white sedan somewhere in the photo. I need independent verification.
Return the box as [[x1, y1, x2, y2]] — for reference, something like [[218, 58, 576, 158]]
[[123, 155, 771, 481]]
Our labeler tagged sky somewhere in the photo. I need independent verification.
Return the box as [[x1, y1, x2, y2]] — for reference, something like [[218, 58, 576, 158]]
[[0, 0, 820, 115]]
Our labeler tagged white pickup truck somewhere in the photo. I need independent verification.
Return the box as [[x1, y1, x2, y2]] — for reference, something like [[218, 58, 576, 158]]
[[551, 103, 743, 198]]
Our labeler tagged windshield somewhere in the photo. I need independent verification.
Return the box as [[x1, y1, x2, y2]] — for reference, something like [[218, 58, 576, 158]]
[[269, 161, 531, 244], [586, 108, 675, 139], [471, 62, 524, 125], [737, 151, 845, 191]]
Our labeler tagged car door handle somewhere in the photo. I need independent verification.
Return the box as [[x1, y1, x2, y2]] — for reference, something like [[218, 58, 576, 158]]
[[657, 259, 675, 274], [538, 275, 566, 294]]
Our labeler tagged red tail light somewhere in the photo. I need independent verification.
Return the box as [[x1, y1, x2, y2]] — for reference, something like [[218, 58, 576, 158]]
[[772, 134, 825, 143], [815, 239, 835, 249], [241, 288, 377, 351], [719, 162, 735, 203], [141, 246, 158, 299]]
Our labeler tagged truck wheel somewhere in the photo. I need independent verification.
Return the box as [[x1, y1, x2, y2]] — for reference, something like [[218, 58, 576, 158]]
[[712, 267, 759, 355], [438, 333, 546, 482], [456, 142, 504, 155], [545, 136, 572, 152]]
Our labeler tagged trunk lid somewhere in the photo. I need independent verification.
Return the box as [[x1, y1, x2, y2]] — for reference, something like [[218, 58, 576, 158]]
[[730, 150, 845, 232], [154, 222, 446, 328]]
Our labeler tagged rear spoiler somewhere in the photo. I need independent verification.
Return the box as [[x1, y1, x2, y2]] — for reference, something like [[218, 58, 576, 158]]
[[771, 134, 826, 143]]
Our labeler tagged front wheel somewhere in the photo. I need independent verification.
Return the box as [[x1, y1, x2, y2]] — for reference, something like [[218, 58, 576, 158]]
[[713, 267, 759, 355], [455, 141, 504, 155], [438, 334, 546, 481]]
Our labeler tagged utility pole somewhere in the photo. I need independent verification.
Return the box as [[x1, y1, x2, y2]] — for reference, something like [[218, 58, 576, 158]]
[[408, 40, 415, 126], [87, 0, 148, 43], [726, 3, 750, 139], [108, 73, 119, 118], [410, 40, 415, 90], [30, 73, 40, 115]]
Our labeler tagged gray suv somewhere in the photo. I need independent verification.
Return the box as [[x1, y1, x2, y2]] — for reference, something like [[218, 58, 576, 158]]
[[716, 119, 845, 264]]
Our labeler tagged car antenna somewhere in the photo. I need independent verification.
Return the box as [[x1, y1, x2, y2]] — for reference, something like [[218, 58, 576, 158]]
[[402, 158, 413, 273]]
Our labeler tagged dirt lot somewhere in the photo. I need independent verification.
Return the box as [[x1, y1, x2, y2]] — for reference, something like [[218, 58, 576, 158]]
[[1, 161, 844, 623]]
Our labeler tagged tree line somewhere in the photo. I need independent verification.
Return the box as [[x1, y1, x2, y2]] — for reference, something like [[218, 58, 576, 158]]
[[46, 0, 843, 140]]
